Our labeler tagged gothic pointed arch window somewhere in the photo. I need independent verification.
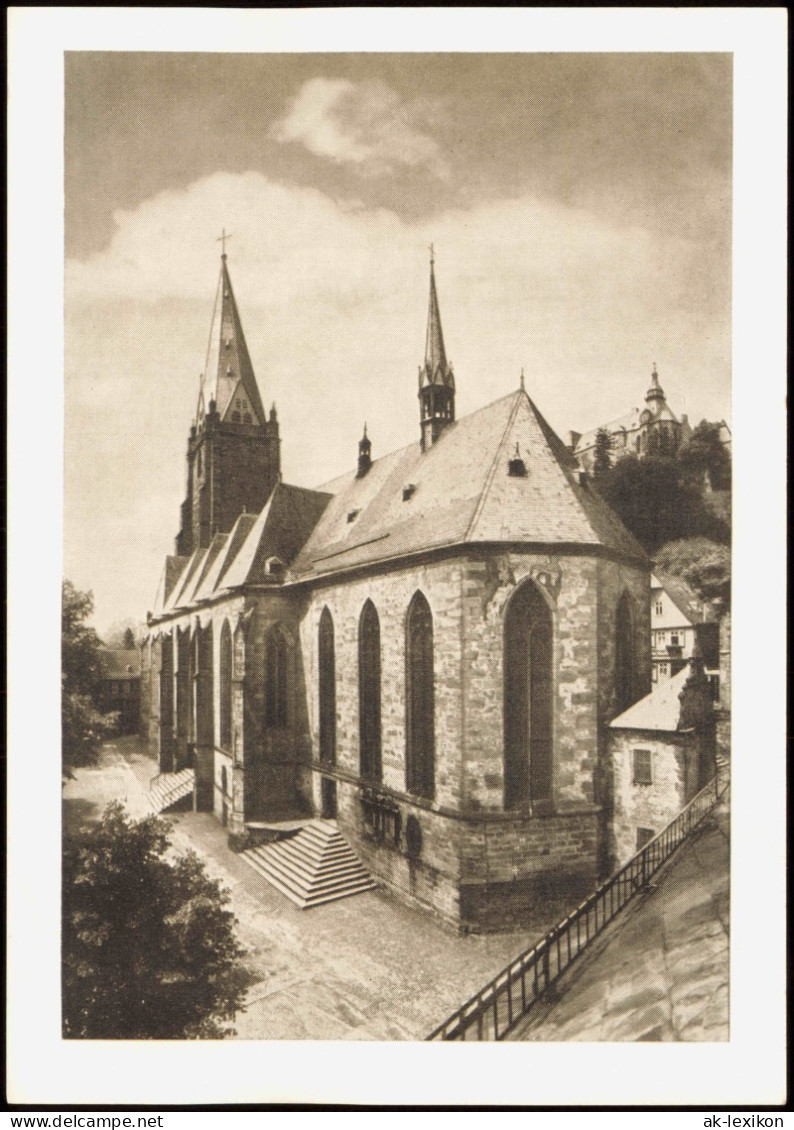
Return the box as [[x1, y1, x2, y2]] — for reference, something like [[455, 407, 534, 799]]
[[265, 625, 289, 729], [318, 609, 336, 765], [503, 580, 553, 809], [219, 620, 233, 750], [615, 591, 636, 715], [194, 622, 214, 747], [406, 592, 435, 800], [358, 600, 382, 782]]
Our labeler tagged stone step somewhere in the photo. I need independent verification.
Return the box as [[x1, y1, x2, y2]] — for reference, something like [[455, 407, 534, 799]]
[[246, 845, 369, 894], [273, 836, 351, 870], [240, 822, 376, 909], [241, 852, 375, 909]]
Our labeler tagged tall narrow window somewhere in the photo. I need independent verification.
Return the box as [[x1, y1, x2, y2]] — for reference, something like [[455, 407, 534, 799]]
[[504, 581, 553, 809], [615, 591, 635, 714], [406, 592, 434, 799], [265, 626, 289, 729], [318, 609, 336, 764], [358, 600, 382, 782], [219, 620, 232, 750], [195, 623, 214, 747]]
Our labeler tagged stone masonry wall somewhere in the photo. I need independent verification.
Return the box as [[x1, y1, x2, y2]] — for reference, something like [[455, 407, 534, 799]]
[[609, 729, 697, 865]]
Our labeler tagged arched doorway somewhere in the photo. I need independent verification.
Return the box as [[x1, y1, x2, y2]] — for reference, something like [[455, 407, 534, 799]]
[[503, 581, 553, 809]]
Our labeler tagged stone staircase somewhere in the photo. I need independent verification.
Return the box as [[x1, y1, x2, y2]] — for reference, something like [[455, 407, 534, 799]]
[[240, 819, 376, 909], [148, 768, 195, 813]]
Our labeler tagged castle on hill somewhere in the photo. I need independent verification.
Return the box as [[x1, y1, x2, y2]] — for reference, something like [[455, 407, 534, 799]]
[[142, 248, 654, 931]]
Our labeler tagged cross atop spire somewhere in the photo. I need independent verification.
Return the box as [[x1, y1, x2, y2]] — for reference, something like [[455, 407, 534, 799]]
[[216, 228, 233, 259]]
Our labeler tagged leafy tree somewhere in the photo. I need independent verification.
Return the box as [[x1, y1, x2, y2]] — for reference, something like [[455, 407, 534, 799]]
[[62, 580, 116, 778], [594, 455, 729, 553], [654, 537, 731, 605], [104, 618, 147, 650], [678, 420, 731, 491], [591, 427, 613, 477], [63, 802, 246, 1039]]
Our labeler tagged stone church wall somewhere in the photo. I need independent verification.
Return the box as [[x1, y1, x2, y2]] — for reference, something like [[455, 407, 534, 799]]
[[297, 548, 648, 930]]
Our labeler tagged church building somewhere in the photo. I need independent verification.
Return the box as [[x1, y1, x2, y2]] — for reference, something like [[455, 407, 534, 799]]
[[142, 248, 651, 932], [568, 365, 694, 471]]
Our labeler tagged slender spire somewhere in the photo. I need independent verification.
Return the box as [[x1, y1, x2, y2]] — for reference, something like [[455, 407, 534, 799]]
[[197, 249, 266, 426], [418, 250, 455, 450], [421, 248, 454, 390]]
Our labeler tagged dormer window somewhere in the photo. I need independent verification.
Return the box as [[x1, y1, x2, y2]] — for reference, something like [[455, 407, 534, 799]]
[[507, 444, 527, 477], [265, 556, 285, 576], [402, 484, 416, 501]]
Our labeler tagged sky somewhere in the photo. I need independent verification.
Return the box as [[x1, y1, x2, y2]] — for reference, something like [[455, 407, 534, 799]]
[[64, 51, 733, 634]]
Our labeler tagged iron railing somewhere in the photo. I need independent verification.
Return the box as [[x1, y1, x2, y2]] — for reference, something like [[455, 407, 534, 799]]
[[427, 773, 727, 1041]]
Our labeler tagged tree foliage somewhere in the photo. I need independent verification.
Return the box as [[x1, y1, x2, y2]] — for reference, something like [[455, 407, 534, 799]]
[[654, 537, 731, 605], [592, 427, 613, 477], [122, 627, 137, 650], [63, 802, 246, 1039], [62, 580, 116, 778], [594, 454, 729, 553], [678, 420, 731, 490]]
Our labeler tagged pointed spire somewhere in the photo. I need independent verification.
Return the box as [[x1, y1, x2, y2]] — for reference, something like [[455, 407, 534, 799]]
[[421, 247, 454, 390], [418, 249, 456, 451], [645, 362, 665, 408], [196, 250, 266, 426], [357, 421, 372, 478], [520, 367, 525, 391]]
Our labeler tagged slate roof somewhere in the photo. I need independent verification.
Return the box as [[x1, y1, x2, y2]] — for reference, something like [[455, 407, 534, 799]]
[[290, 389, 647, 580], [651, 570, 710, 626], [609, 665, 690, 732], [98, 649, 142, 680], [196, 257, 267, 426], [151, 388, 647, 619]]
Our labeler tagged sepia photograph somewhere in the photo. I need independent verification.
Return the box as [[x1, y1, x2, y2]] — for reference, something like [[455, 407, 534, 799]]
[[7, 6, 787, 1110]]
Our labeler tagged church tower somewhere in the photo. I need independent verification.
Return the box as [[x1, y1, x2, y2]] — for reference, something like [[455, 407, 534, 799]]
[[175, 246, 280, 556], [418, 249, 455, 451], [644, 362, 666, 415]]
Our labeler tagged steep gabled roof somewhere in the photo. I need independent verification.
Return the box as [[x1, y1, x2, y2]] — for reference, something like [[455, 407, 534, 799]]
[[290, 388, 647, 580], [98, 649, 142, 680], [197, 256, 266, 425], [609, 665, 690, 732], [222, 483, 332, 588], [651, 570, 709, 626]]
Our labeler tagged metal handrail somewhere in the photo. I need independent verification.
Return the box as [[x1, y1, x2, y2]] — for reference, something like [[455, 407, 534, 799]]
[[427, 773, 725, 1041]]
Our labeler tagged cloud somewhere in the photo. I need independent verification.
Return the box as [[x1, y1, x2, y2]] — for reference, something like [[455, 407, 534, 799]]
[[64, 171, 730, 629], [272, 78, 446, 176]]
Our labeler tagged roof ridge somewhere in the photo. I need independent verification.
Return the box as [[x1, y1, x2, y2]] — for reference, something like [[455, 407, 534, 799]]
[[463, 389, 524, 541]]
